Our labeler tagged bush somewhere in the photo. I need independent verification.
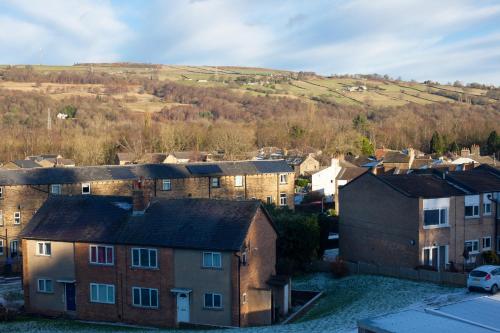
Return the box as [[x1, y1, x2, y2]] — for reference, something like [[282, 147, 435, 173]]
[[482, 251, 500, 264], [296, 178, 310, 188], [331, 257, 349, 278]]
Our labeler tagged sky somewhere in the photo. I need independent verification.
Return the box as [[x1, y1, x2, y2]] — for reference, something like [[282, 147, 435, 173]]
[[1, 0, 500, 84]]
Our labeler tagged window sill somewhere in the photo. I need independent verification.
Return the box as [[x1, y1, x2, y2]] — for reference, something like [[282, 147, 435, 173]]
[[201, 266, 223, 271], [132, 305, 159, 310], [37, 291, 54, 294], [89, 263, 115, 267], [35, 254, 52, 257], [130, 266, 159, 270], [465, 216, 480, 219], [423, 224, 450, 230], [90, 301, 115, 305], [203, 307, 224, 311]]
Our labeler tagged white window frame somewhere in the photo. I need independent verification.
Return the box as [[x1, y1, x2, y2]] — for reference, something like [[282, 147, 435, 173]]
[[279, 174, 288, 184], [37, 279, 54, 293], [242, 292, 247, 305], [162, 179, 172, 191], [204, 292, 223, 309], [82, 183, 91, 195], [211, 177, 220, 188], [0, 240, 4, 256], [482, 236, 492, 251], [465, 195, 480, 218], [266, 196, 273, 205], [234, 175, 244, 187], [279, 193, 287, 206], [131, 248, 158, 269], [203, 252, 222, 268], [0, 210, 3, 226], [89, 245, 114, 265], [241, 250, 248, 265], [36, 242, 51, 256], [90, 283, 115, 304], [132, 287, 159, 308], [483, 193, 492, 216], [465, 240, 480, 255], [421, 245, 448, 268], [14, 211, 21, 225], [50, 184, 62, 195], [0, 186, 3, 199], [423, 208, 448, 229]]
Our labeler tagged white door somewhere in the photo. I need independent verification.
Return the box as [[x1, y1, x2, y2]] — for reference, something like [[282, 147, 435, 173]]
[[177, 293, 190, 323]]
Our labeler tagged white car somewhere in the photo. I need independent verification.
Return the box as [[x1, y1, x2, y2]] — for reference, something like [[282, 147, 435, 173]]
[[467, 265, 500, 294]]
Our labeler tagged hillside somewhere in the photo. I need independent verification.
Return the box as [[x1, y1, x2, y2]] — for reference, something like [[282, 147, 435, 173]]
[[0, 63, 499, 165]]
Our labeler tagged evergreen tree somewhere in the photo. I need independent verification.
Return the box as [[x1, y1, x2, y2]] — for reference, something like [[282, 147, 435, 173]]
[[486, 130, 500, 155], [449, 141, 459, 154], [358, 136, 375, 156], [430, 131, 444, 155]]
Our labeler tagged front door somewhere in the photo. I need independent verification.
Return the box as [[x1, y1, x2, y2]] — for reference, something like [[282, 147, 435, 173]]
[[177, 293, 190, 323], [65, 283, 76, 312]]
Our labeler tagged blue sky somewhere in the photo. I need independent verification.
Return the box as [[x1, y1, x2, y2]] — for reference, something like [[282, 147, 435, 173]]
[[1, 0, 500, 84]]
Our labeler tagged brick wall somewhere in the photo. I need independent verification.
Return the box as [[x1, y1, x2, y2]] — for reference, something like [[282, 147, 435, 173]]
[[339, 174, 420, 268], [238, 208, 277, 327], [74, 243, 175, 327]]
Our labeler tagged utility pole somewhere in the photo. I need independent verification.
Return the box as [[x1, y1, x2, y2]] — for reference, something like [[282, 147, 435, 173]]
[[47, 108, 52, 131]]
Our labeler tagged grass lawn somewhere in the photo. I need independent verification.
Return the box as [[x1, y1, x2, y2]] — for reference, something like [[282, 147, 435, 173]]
[[0, 274, 468, 333]]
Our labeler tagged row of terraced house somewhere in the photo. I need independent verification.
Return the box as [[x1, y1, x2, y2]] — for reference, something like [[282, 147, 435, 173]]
[[0, 160, 295, 270], [339, 164, 500, 272]]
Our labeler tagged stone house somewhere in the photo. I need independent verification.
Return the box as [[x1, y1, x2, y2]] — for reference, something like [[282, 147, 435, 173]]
[[286, 154, 320, 178], [339, 165, 500, 271], [21, 191, 290, 328], [0, 160, 295, 271]]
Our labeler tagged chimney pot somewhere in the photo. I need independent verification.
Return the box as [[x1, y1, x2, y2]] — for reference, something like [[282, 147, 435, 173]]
[[132, 179, 150, 214]]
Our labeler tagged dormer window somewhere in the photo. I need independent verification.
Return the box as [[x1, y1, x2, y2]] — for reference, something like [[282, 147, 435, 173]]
[[82, 183, 91, 195]]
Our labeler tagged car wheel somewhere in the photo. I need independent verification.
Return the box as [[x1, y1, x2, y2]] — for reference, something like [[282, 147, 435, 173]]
[[491, 284, 499, 295], [468, 287, 474, 292]]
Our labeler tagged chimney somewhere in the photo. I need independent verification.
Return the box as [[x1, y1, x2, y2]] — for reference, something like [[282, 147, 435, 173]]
[[470, 144, 480, 157], [132, 179, 151, 215], [461, 148, 470, 158]]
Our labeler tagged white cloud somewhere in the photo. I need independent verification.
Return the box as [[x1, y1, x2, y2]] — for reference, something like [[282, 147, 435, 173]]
[[0, 0, 130, 64]]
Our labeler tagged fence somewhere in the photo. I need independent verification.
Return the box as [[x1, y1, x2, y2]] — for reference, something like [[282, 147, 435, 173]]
[[346, 261, 467, 286]]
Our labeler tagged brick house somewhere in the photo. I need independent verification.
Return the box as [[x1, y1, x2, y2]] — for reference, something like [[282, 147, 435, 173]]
[[0, 160, 294, 271], [21, 190, 290, 328], [339, 165, 500, 271]]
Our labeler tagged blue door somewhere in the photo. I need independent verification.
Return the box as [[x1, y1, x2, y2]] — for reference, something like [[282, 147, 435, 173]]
[[66, 283, 76, 311]]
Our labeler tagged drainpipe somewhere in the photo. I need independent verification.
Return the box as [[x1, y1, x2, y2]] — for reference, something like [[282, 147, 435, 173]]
[[488, 194, 499, 253], [234, 253, 241, 327]]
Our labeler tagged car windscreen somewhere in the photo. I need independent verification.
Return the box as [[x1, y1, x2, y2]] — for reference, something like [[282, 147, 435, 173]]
[[470, 270, 488, 277]]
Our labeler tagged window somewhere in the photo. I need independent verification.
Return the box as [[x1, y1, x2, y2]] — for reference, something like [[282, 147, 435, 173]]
[[14, 212, 20, 225], [37, 279, 53, 293], [50, 184, 62, 195], [482, 237, 492, 250], [465, 240, 479, 254], [0, 240, 3, 256], [235, 175, 243, 187], [423, 208, 448, 227], [0, 210, 3, 226], [132, 248, 158, 268], [132, 287, 158, 308], [90, 283, 115, 304], [36, 242, 51, 256], [266, 196, 273, 205], [82, 183, 91, 195], [211, 177, 220, 188], [279, 193, 287, 206], [204, 293, 222, 309], [242, 293, 247, 305], [483, 193, 492, 216], [162, 179, 172, 191], [0, 186, 3, 199], [465, 195, 480, 218], [10, 240, 18, 257], [279, 174, 288, 184], [89, 245, 114, 265], [203, 252, 222, 268], [241, 251, 248, 265]]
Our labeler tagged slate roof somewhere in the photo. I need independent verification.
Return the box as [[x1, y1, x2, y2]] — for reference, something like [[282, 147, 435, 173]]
[[383, 151, 410, 164], [0, 160, 292, 186], [336, 167, 367, 180], [9, 160, 42, 169], [378, 173, 467, 198], [21, 196, 268, 251], [446, 168, 500, 193]]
